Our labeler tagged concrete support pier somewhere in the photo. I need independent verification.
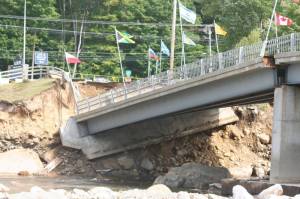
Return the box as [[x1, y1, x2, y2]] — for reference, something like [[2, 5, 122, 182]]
[[271, 85, 300, 183]]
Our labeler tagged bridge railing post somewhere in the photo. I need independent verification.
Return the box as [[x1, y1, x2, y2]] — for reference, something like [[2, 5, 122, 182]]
[[239, 47, 244, 64], [291, 33, 296, 52], [218, 53, 223, 70], [110, 90, 115, 103], [98, 94, 102, 108], [200, 59, 205, 76]]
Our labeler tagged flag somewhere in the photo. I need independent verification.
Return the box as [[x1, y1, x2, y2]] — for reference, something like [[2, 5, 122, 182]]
[[149, 48, 159, 60], [183, 32, 196, 46], [179, 1, 197, 24], [275, 13, 293, 26], [215, 23, 227, 36], [161, 40, 170, 57], [116, 29, 135, 44], [65, 52, 81, 64]]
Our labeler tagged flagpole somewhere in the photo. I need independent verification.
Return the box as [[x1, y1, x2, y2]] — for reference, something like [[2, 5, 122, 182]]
[[214, 20, 220, 54], [159, 51, 162, 73], [178, 0, 186, 67], [155, 59, 159, 74], [23, 0, 27, 67], [260, 0, 279, 56], [148, 48, 151, 78], [114, 27, 126, 88], [208, 26, 212, 56], [170, 0, 177, 70], [275, 13, 279, 53]]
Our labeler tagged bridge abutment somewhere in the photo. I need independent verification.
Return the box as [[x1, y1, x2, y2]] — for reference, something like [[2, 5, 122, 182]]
[[271, 85, 300, 183]]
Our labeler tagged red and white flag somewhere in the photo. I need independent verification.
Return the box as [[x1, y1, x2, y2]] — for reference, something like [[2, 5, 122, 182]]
[[65, 52, 81, 64], [275, 13, 293, 26]]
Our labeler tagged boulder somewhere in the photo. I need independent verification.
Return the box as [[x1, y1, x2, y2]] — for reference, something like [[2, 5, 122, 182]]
[[0, 184, 9, 192], [140, 158, 154, 171], [147, 184, 172, 194], [253, 166, 265, 178], [0, 149, 44, 174], [257, 134, 270, 145], [257, 184, 283, 199], [117, 156, 135, 170], [88, 187, 116, 199], [232, 185, 253, 199], [177, 191, 191, 199], [228, 166, 253, 179], [154, 163, 230, 189]]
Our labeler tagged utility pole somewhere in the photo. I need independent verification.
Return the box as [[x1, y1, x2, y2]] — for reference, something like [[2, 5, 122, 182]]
[[23, 0, 27, 66], [170, 0, 177, 70]]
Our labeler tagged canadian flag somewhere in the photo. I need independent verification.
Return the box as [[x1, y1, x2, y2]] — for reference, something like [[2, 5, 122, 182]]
[[275, 13, 293, 27], [65, 52, 81, 64]]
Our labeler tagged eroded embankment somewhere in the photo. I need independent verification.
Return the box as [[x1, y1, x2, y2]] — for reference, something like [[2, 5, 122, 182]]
[[0, 80, 274, 183]]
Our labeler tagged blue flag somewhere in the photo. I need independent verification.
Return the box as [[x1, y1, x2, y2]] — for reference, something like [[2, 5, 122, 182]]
[[161, 40, 170, 57]]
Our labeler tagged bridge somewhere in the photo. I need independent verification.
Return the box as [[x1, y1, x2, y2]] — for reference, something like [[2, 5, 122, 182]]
[[61, 33, 300, 183]]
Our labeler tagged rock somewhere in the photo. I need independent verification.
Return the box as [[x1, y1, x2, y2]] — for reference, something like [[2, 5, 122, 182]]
[[147, 184, 172, 194], [189, 193, 208, 199], [0, 184, 9, 192], [140, 158, 154, 171], [258, 134, 270, 145], [294, 195, 300, 199], [72, 189, 90, 199], [228, 166, 253, 179], [229, 126, 243, 139], [232, 185, 253, 199], [253, 166, 265, 178], [0, 149, 44, 174], [177, 191, 191, 199], [154, 163, 230, 189], [0, 192, 8, 199], [208, 194, 228, 199], [257, 184, 283, 199], [117, 156, 135, 170], [88, 187, 116, 199]]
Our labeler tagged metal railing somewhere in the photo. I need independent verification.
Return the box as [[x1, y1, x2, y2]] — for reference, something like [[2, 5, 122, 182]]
[[76, 33, 300, 115]]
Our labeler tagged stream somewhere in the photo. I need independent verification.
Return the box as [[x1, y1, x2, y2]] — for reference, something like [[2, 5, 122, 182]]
[[0, 175, 151, 194]]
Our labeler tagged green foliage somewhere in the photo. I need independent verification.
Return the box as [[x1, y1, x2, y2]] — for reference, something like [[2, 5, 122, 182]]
[[236, 29, 262, 48]]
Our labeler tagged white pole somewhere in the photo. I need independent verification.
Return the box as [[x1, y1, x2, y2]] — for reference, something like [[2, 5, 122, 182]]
[[148, 48, 151, 78], [178, 0, 186, 67], [23, 0, 27, 66], [208, 27, 212, 56], [114, 28, 126, 88], [214, 20, 220, 54], [260, 0, 279, 57], [170, 0, 177, 70], [159, 51, 162, 73]]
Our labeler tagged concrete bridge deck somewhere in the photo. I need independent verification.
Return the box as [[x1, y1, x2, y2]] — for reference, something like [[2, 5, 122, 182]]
[[61, 33, 300, 183]]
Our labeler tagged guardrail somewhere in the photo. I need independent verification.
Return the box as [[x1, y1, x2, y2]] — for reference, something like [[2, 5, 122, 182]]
[[0, 65, 81, 111], [76, 33, 300, 114]]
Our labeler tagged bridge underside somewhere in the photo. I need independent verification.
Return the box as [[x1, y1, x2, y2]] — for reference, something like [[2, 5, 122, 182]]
[[61, 59, 280, 159]]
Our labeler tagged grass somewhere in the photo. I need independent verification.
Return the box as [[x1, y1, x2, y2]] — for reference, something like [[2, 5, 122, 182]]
[[0, 79, 55, 103]]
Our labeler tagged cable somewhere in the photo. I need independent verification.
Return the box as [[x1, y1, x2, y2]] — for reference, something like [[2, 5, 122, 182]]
[[0, 15, 213, 27]]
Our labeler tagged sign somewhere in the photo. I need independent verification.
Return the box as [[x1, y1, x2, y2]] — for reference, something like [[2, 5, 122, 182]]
[[13, 55, 22, 66], [125, 70, 132, 77], [35, 52, 49, 65]]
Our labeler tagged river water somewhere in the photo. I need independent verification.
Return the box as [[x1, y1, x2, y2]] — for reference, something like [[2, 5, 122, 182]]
[[0, 176, 151, 194]]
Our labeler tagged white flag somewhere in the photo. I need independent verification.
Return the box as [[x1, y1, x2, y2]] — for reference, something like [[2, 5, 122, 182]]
[[179, 1, 197, 24], [183, 32, 196, 46]]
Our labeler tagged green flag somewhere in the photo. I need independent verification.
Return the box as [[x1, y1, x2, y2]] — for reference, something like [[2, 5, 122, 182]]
[[116, 29, 135, 44]]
